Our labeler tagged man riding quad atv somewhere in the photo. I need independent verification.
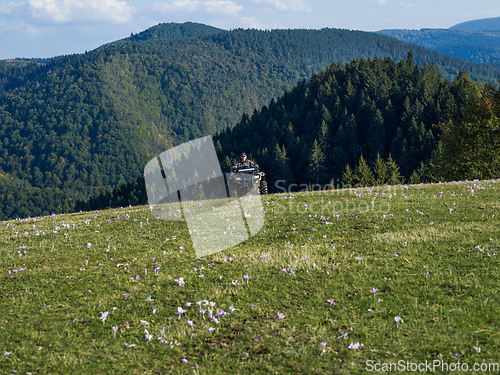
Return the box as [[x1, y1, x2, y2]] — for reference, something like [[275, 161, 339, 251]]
[[228, 153, 267, 197]]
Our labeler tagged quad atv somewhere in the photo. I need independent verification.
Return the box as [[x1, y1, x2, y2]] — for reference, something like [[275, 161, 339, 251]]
[[227, 164, 267, 197]]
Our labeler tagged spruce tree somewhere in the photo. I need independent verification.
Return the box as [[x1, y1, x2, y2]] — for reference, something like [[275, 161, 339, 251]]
[[390, 128, 408, 177], [318, 120, 330, 155], [385, 154, 404, 185], [272, 143, 294, 188], [367, 109, 386, 159], [353, 155, 375, 187], [406, 117, 421, 172], [308, 139, 326, 184], [409, 170, 421, 184], [285, 123, 295, 153], [342, 164, 354, 187], [373, 153, 389, 185], [214, 140, 223, 161], [223, 155, 232, 172], [345, 114, 359, 164]]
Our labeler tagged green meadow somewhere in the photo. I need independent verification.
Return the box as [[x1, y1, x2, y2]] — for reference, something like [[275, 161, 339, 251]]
[[1, 180, 499, 374]]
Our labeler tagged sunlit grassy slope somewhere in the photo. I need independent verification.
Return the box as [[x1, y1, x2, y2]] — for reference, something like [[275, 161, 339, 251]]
[[1, 180, 499, 374]]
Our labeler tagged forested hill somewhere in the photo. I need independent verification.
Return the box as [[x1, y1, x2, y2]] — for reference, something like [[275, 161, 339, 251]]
[[1, 23, 500, 219], [98, 22, 224, 50], [214, 54, 484, 192], [376, 28, 500, 64], [79, 54, 494, 212], [449, 16, 500, 31]]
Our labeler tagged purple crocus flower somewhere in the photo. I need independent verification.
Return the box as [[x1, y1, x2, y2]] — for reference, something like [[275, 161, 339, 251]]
[[348, 342, 364, 349], [217, 309, 226, 317], [99, 311, 109, 323], [395, 316, 402, 327], [176, 307, 186, 319], [474, 341, 481, 352]]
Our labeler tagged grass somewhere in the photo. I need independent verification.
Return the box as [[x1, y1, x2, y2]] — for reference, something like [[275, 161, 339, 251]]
[[1, 180, 499, 374]]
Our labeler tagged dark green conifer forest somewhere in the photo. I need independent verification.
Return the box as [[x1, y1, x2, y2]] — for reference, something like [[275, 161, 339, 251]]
[[213, 54, 497, 192], [79, 53, 500, 212], [1, 23, 500, 219]]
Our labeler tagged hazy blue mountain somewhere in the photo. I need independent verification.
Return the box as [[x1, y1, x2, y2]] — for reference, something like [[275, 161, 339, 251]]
[[449, 16, 500, 31], [376, 26, 500, 64]]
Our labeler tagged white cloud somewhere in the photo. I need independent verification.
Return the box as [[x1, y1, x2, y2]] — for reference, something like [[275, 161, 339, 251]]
[[369, 0, 386, 6], [0, 21, 44, 38], [0, 2, 25, 16], [399, 2, 416, 8], [149, 0, 243, 17], [26, 0, 135, 24], [252, 0, 312, 13]]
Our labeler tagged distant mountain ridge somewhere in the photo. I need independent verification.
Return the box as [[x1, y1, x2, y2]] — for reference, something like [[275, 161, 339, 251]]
[[450, 16, 500, 31], [376, 23, 500, 64]]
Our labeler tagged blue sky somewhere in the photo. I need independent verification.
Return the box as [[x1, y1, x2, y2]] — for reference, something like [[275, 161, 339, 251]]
[[0, 0, 499, 59]]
